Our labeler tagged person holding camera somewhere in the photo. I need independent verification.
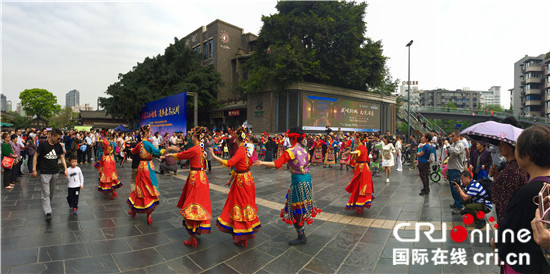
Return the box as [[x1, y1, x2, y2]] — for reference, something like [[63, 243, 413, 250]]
[[447, 132, 466, 211], [453, 170, 492, 228]]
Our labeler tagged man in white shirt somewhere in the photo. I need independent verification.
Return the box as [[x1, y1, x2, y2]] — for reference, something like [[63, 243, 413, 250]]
[[170, 133, 178, 146], [151, 132, 161, 149], [85, 133, 93, 163]]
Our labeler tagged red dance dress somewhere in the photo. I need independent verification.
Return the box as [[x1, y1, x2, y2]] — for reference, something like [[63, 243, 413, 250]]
[[311, 141, 325, 164], [217, 146, 261, 241], [97, 139, 122, 192], [345, 144, 374, 210], [174, 145, 212, 235], [127, 140, 164, 213]]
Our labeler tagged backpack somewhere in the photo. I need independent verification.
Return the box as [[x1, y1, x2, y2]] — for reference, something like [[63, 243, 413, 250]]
[[475, 178, 493, 201]]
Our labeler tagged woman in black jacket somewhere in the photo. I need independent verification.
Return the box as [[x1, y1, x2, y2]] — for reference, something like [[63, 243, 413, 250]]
[[493, 125, 550, 273]]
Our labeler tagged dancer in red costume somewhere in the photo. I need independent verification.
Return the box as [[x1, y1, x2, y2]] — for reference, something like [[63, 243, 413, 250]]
[[166, 127, 212, 248], [127, 125, 178, 225], [345, 134, 374, 213], [310, 136, 324, 166], [97, 136, 122, 199], [209, 126, 260, 247]]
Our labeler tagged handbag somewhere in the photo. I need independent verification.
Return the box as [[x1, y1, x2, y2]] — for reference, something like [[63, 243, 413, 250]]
[[2, 157, 15, 169]]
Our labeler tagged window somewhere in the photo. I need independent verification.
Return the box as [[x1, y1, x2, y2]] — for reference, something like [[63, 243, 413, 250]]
[[193, 45, 201, 54], [525, 95, 541, 101], [203, 39, 214, 59], [525, 83, 541, 90], [208, 39, 213, 58]]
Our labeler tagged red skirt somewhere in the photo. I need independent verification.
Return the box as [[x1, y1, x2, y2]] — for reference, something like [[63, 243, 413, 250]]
[[216, 171, 261, 241], [97, 154, 122, 192], [177, 170, 212, 235], [127, 161, 159, 213], [345, 163, 374, 210]]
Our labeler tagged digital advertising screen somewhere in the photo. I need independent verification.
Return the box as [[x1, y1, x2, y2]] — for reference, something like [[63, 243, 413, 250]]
[[302, 93, 381, 132], [139, 92, 187, 136]]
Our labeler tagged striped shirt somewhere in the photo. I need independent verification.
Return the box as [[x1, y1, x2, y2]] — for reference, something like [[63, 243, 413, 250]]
[[466, 181, 492, 210]]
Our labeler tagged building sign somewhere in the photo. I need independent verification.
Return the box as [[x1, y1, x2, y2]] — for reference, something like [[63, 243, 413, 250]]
[[254, 111, 264, 118], [302, 93, 381, 132], [228, 110, 240, 117], [139, 92, 187, 136]]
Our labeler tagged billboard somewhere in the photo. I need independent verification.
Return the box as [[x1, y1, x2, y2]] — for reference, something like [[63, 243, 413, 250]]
[[302, 93, 381, 132], [139, 92, 187, 136]]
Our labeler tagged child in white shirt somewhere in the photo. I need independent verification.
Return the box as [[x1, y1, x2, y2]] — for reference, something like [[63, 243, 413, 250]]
[[67, 157, 84, 214]]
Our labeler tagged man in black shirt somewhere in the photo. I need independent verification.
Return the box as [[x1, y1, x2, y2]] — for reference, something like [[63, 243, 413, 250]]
[[31, 129, 68, 223], [264, 137, 276, 162]]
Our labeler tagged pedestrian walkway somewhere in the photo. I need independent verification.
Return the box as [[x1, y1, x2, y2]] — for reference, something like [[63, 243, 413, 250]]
[[1, 160, 499, 273]]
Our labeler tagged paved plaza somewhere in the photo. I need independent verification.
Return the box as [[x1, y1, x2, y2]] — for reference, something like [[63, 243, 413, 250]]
[[1, 159, 500, 273]]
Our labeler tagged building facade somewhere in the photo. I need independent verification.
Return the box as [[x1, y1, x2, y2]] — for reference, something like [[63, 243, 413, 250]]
[[1, 94, 7, 112], [420, 89, 481, 110], [480, 86, 501, 107], [6, 100, 12, 112], [513, 54, 550, 118], [182, 20, 257, 128], [247, 82, 397, 134], [66, 89, 80, 108], [399, 85, 420, 106]]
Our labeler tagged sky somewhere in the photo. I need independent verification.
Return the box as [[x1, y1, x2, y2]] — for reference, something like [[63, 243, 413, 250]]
[[2, 0, 550, 111]]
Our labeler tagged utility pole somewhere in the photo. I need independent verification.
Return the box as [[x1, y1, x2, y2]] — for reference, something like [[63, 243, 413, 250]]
[[406, 40, 414, 140]]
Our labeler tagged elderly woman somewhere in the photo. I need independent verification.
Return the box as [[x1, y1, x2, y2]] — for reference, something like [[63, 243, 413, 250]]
[[493, 125, 550, 273], [491, 140, 528, 226]]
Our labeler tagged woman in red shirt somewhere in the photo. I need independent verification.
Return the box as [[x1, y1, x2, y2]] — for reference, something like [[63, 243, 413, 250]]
[[166, 127, 212, 248], [345, 134, 374, 213], [210, 127, 260, 247]]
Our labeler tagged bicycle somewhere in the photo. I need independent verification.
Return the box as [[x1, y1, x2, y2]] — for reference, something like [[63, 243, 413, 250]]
[[430, 163, 447, 183]]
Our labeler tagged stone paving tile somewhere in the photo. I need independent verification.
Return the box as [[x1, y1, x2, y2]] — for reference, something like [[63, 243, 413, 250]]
[[8, 261, 65, 273], [146, 256, 203, 273], [303, 246, 348, 273], [64, 255, 119, 273], [1, 247, 39, 267], [86, 239, 133, 257], [201, 263, 239, 274], [112, 248, 165, 271], [188, 243, 239, 270], [261, 248, 313, 273], [38, 243, 88, 262], [225, 248, 275, 273]]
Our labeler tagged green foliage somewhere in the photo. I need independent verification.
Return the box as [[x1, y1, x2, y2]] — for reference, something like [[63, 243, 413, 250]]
[[398, 121, 408, 134], [446, 102, 457, 110], [239, 1, 389, 94], [7, 111, 30, 129], [99, 37, 222, 125], [49, 107, 78, 129], [19, 88, 61, 119], [482, 104, 504, 112]]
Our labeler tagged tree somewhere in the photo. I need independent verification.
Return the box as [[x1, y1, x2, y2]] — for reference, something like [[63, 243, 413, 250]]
[[49, 107, 78, 129], [99, 37, 222, 126], [238, 1, 389, 94], [483, 104, 504, 112], [7, 111, 30, 129], [446, 102, 457, 111], [19, 88, 61, 119]]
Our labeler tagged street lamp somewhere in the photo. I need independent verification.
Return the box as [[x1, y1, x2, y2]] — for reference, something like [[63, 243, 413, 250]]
[[406, 40, 413, 140]]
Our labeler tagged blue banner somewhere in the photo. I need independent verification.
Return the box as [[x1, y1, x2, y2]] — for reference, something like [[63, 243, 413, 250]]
[[139, 92, 187, 136]]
